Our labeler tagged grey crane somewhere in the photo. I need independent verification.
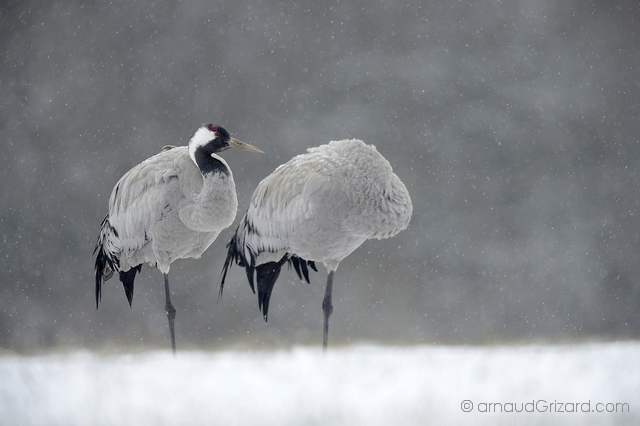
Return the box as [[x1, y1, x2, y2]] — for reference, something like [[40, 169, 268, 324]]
[[94, 124, 262, 354], [220, 139, 412, 351]]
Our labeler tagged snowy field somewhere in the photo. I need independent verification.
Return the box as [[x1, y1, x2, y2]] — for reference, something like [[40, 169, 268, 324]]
[[1, 341, 638, 426]]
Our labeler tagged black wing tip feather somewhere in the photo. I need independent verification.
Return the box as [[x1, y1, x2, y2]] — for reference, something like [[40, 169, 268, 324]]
[[256, 259, 287, 322], [94, 253, 102, 309], [219, 232, 255, 300], [219, 226, 258, 301], [254, 257, 317, 322], [290, 256, 317, 284], [94, 214, 118, 309], [119, 265, 141, 307], [94, 268, 102, 310], [219, 244, 235, 301], [94, 245, 113, 309]]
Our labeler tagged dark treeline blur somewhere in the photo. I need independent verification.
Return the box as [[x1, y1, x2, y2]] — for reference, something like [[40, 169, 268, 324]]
[[1, 0, 638, 351]]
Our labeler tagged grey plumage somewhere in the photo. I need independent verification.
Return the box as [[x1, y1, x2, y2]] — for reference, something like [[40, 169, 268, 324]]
[[94, 124, 261, 353], [220, 139, 412, 350]]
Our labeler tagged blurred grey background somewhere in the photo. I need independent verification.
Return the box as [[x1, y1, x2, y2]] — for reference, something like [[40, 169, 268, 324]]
[[1, 0, 638, 351]]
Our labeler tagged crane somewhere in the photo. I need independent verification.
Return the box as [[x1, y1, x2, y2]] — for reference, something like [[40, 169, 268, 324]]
[[219, 139, 412, 351], [94, 124, 262, 354]]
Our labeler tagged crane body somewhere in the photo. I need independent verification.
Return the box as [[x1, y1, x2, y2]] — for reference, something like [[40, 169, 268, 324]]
[[220, 139, 412, 350], [94, 125, 261, 353]]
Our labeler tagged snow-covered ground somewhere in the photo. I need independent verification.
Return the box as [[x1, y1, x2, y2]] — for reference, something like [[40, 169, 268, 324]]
[[1, 341, 638, 426]]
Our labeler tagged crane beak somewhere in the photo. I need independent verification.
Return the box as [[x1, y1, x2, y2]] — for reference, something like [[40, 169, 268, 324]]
[[228, 137, 263, 153]]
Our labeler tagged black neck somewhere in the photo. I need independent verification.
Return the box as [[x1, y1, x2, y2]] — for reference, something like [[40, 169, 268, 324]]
[[194, 147, 229, 176]]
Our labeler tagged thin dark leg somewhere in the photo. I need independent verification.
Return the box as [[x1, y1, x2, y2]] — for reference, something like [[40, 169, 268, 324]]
[[322, 271, 334, 352], [163, 273, 177, 356]]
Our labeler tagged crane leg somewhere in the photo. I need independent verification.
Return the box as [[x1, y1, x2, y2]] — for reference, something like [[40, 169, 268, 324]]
[[163, 273, 177, 355], [322, 271, 334, 352]]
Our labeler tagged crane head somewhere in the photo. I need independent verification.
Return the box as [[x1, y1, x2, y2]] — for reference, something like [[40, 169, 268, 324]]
[[189, 124, 262, 158]]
